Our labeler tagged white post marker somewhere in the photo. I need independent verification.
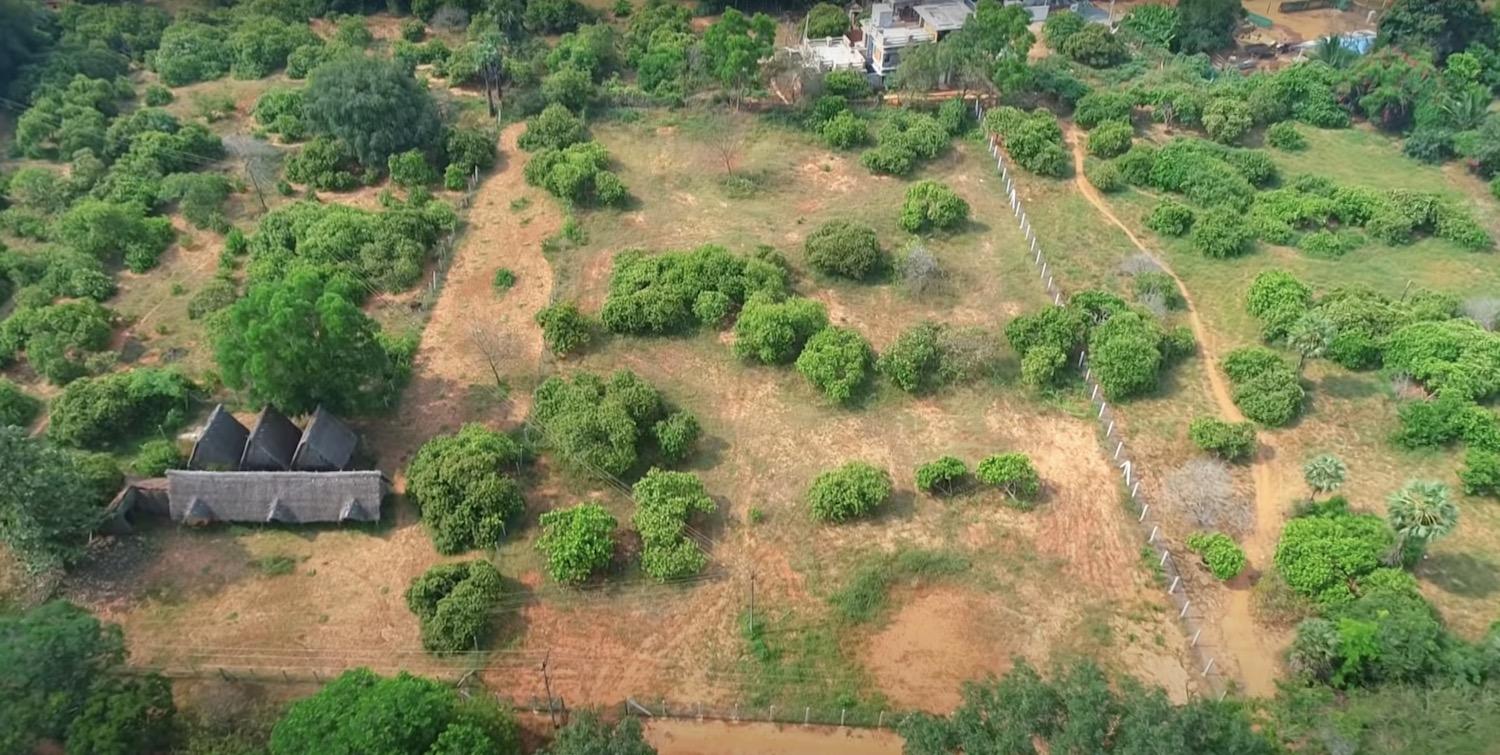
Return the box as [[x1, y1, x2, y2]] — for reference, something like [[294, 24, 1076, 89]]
[[1168, 576, 1179, 593], [1138, 504, 1148, 522]]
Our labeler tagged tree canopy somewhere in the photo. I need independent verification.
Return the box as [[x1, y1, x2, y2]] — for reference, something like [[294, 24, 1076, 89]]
[[407, 424, 526, 554], [303, 56, 442, 168]]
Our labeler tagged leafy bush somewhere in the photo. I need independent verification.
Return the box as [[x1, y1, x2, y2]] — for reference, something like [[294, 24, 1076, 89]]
[[795, 326, 873, 404], [631, 469, 716, 580], [1085, 158, 1123, 193], [405, 560, 503, 653], [1191, 207, 1254, 258], [1145, 200, 1195, 236], [805, 2, 850, 38], [526, 0, 595, 33], [532, 370, 668, 476], [534, 302, 592, 357], [1020, 343, 1067, 387], [1061, 24, 1127, 67], [519, 104, 587, 152], [387, 150, 437, 188], [444, 126, 497, 182], [860, 110, 949, 176], [986, 106, 1068, 177], [1186, 532, 1247, 579], [243, 200, 452, 294], [899, 180, 969, 233], [130, 439, 182, 477], [523, 141, 627, 206], [976, 452, 1041, 503], [1461, 447, 1500, 497], [158, 173, 232, 232], [1203, 97, 1253, 144], [1087, 120, 1133, 158], [1089, 310, 1165, 399], [808, 461, 892, 522], [1266, 121, 1306, 151], [652, 410, 700, 463], [401, 18, 426, 41], [805, 220, 883, 279], [0, 300, 114, 384], [1246, 269, 1312, 341], [1132, 271, 1184, 310], [1222, 346, 1305, 426], [823, 69, 870, 98], [915, 456, 968, 496], [285, 136, 358, 190], [55, 200, 173, 272], [1189, 416, 1256, 461], [0, 378, 41, 428], [536, 503, 617, 584], [1274, 505, 1392, 605], [600, 245, 786, 335], [48, 368, 192, 449], [143, 84, 173, 106], [407, 424, 526, 553], [1043, 10, 1087, 49], [1074, 90, 1134, 130], [303, 56, 442, 168], [733, 295, 829, 364], [230, 15, 318, 79], [151, 22, 231, 86]]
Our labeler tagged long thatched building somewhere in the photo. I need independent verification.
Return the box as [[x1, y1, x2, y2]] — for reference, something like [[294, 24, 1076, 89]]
[[168, 470, 383, 524]]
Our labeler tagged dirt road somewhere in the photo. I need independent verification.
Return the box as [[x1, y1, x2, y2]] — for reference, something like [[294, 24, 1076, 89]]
[[1064, 127, 1282, 696], [645, 720, 904, 755]]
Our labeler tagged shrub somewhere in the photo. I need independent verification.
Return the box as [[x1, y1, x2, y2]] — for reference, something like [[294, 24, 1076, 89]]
[[143, 84, 173, 106], [878, 321, 943, 393], [1061, 24, 1127, 67], [808, 461, 892, 522], [48, 368, 192, 449], [401, 18, 426, 41], [405, 560, 503, 653], [1461, 447, 1500, 497], [1245, 269, 1312, 342], [1274, 507, 1392, 605], [285, 136, 358, 190], [915, 456, 968, 496], [0, 300, 114, 384], [534, 302, 592, 357], [1266, 121, 1306, 151], [1186, 532, 1247, 579], [523, 141, 627, 206], [805, 220, 883, 278], [805, 2, 850, 38], [936, 98, 972, 136], [492, 268, 516, 292], [795, 326, 873, 403], [1132, 271, 1183, 310], [822, 69, 870, 98], [406, 425, 526, 553], [600, 245, 787, 335], [976, 452, 1041, 503], [55, 199, 173, 272], [860, 111, 950, 175], [0, 379, 41, 428], [631, 469, 716, 580], [532, 370, 667, 476], [130, 439, 182, 477], [1189, 416, 1256, 461], [1073, 90, 1133, 129], [819, 110, 868, 149], [536, 503, 616, 584], [899, 180, 969, 233], [1087, 121, 1133, 158], [1222, 346, 1305, 426], [652, 411, 700, 463], [1021, 343, 1067, 387], [387, 150, 437, 187], [1043, 10, 1087, 49], [1191, 207, 1254, 258], [1084, 158, 1123, 193], [733, 296, 829, 364], [1203, 97, 1253, 144], [986, 106, 1069, 177], [158, 173, 232, 231], [1089, 310, 1164, 399], [303, 56, 442, 169], [444, 126, 497, 179], [151, 22, 231, 86], [230, 15, 318, 79], [519, 104, 586, 152], [1145, 200, 1195, 237]]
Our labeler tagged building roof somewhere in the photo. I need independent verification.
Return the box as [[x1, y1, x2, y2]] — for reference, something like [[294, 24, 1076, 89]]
[[240, 406, 301, 471], [292, 406, 359, 472], [914, 2, 971, 31], [188, 405, 250, 471], [168, 470, 384, 524]]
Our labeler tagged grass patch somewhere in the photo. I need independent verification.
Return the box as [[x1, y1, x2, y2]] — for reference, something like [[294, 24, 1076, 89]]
[[250, 554, 296, 576], [736, 609, 885, 715], [827, 547, 970, 624]]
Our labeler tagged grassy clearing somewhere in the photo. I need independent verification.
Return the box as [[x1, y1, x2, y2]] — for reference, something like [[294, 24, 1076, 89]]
[[827, 547, 971, 624]]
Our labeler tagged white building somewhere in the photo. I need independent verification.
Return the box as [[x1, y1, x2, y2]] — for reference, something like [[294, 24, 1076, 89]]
[[859, 0, 975, 76]]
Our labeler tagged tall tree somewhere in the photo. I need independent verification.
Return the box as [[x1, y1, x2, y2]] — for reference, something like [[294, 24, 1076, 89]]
[[215, 269, 409, 416], [1386, 479, 1459, 562], [1378, 0, 1491, 60], [701, 9, 775, 103], [1175, 0, 1242, 54], [303, 56, 442, 168], [0, 428, 106, 573]]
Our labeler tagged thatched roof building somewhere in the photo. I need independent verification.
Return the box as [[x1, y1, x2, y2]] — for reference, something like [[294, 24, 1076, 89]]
[[167, 470, 384, 524], [188, 405, 249, 471], [240, 406, 302, 471], [292, 406, 358, 472]]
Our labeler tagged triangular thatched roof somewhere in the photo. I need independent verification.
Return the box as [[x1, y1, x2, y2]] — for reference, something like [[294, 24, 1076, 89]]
[[240, 406, 301, 471], [292, 406, 358, 472], [168, 470, 384, 524], [188, 405, 249, 471]]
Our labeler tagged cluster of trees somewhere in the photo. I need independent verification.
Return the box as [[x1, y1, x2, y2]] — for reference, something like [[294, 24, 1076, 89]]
[[1241, 175, 1492, 257], [805, 94, 870, 149], [407, 424, 527, 553], [523, 140, 627, 206], [860, 109, 961, 176], [985, 106, 1068, 177], [0, 429, 123, 573], [536, 502, 617, 584], [405, 559, 504, 653], [1006, 291, 1194, 399], [631, 468, 717, 580], [1221, 346, 1305, 426], [599, 244, 789, 335], [879, 321, 1003, 394], [244, 198, 456, 293], [531, 370, 699, 476], [914, 452, 1043, 504]]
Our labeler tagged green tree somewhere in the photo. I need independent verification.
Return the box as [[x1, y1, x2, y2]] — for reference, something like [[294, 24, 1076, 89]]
[[535, 302, 592, 357], [47, 368, 192, 450], [269, 668, 520, 754], [631, 469, 716, 581], [899, 180, 970, 233], [795, 326, 873, 404], [215, 270, 409, 416], [1089, 310, 1164, 399], [1287, 310, 1336, 371], [543, 711, 655, 754], [1189, 416, 1256, 461], [804, 3, 849, 38], [518, 104, 587, 152], [1303, 453, 1347, 495], [405, 560, 504, 653], [407, 424, 526, 554], [65, 674, 176, 755], [536, 503, 617, 585], [303, 56, 442, 168], [1175, 0, 1242, 54], [732, 295, 828, 364], [1186, 531, 1247, 579], [1377, 0, 1490, 59], [976, 452, 1041, 502], [1122, 4, 1179, 49], [54, 199, 174, 272], [805, 220, 884, 279], [808, 461, 892, 522], [1385, 479, 1459, 562], [1274, 507, 1393, 604], [652, 411, 699, 463], [915, 456, 968, 496], [701, 9, 775, 98], [0, 378, 41, 428], [1203, 97, 1253, 144]]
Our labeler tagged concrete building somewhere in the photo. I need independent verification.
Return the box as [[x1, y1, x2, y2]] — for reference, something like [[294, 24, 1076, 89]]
[[860, 0, 975, 75]]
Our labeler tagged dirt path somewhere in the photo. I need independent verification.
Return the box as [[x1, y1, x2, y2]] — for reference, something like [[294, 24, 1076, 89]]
[[645, 720, 903, 755], [365, 123, 559, 476], [1064, 127, 1282, 696]]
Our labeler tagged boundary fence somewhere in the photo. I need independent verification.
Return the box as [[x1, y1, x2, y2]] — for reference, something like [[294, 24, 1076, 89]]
[[419, 165, 485, 311], [973, 102, 1232, 699]]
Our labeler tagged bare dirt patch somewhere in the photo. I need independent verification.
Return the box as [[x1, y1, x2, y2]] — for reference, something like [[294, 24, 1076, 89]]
[[646, 720, 903, 755], [863, 587, 1017, 710]]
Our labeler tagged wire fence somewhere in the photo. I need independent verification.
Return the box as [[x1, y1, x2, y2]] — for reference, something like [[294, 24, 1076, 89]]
[[419, 165, 486, 312], [973, 101, 1231, 699]]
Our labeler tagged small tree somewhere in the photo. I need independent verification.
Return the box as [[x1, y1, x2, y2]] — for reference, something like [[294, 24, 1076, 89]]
[[405, 560, 504, 653], [795, 326, 873, 404], [1203, 97, 1253, 144], [1087, 121, 1133, 158], [535, 302, 592, 357], [1385, 479, 1459, 563], [732, 296, 828, 364], [808, 461, 892, 522], [652, 411, 700, 463], [518, 104, 587, 152], [406, 425, 526, 554], [543, 712, 654, 755], [915, 456, 968, 496], [976, 453, 1041, 503], [804, 2, 850, 38], [1303, 453, 1347, 495], [1188, 416, 1256, 462], [1186, 532, 1247, 579], [805, 220, 884, 280], [1287, 311, 1336, 371], [899, 180, 970, 233], [632, 469, 716, 581], [387, 149, 437, 187], [536, 503, 617, 585], [1460, 448, 1500, 497]]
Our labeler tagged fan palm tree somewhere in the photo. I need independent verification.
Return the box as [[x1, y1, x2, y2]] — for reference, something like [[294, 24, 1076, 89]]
[[1303, 453, 1347, 495], [1287, 311, 1337, 371], [1311, 36, 1357, 70], [1386, 479, 1459, 564]]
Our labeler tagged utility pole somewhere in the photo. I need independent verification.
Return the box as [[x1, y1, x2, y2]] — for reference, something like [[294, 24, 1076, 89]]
[[541, 649, 558, 728]]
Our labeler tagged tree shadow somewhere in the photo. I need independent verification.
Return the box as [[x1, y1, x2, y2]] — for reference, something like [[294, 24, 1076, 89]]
[[1419, 552, 1500, 599], [1319, 372, 1382, 401], [490, 572, 534, 647]]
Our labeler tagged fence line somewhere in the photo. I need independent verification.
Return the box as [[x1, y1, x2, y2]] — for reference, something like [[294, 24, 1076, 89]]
[[420, 165, 485, 311], [974, 102, 1230, 699]]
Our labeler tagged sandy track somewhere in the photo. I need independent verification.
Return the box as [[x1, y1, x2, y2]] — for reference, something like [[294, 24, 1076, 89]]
[[1064, 127, 1283, 696]]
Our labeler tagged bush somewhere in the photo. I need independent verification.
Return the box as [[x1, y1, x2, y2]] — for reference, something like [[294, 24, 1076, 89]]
[[158, 173, 232, 231], [151, 22, 231, 86], [1245, 269, 1312, 341], [805, 220, 883, 279], [405, 560, 503, 653], [1203, 97, 1253, 144], [526, 0, 594, 33], [1461, 447, 1500, 497], [899, 180, 969, 233], [795, 326, 873, 403], [976, 452, 1041, 503], [652, 411, 700, 463], [1191, 207, 1254, 258], [808, 461, 892, 522], [915, 456, 968, 496], [1089, 310, 1164, 399], [1084, 158, 1123, 193], [1021, 343, 1067, 387], [130, 439, 182, 477], [1043, 10, 1087, 49], [532, 370, 668, 476], [631, 469, 715, 580], [55, 199, 173, 272], [822, 69, 870, 98], [860, 111, 950, 176], [1189, 416, 1256, 461], [1061, 24, 1127, 67], [401, 18, 426, 41], [936, 97, 972, 136], [0, 379, 41, 428], [285, 136, 358, 190], [878, 321, 943, 393], [733, 295, 829, 364], [48, 368, 192, 449], [986, 106, 1068, 177], [406, 425, 526, 553], [1087, 120, 1133, 158], [536, 503, 616, 584], [1186, 532, 1247, 579], [0, 300, 114, 384], [387, 150, 437, 187], [445, 126, 497, 179], [303, 56, 442, 169], [519, 104, 586, 152], [534, 302, 592, 357], [1266, 121, 1306, 151], [1274, 507, 1392, 605], [805, 2, 850, 38], [1132, 271, 1184, 310], [1145, 200, 1195, 236], [230, 15, 318, 79], [819, 110, 869, 149], [1074, 90, 1134, 130], [600, 245, 787, 335], [523, 141, 627, 206], [1222, 346, 1305, 426]]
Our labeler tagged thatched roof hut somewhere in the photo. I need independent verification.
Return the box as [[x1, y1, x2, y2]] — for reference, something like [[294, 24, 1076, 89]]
[[292, 406, 358, 472], [240, 406, 301, 471], [188, 405, 249, 471], [167, 470, 384, 524]]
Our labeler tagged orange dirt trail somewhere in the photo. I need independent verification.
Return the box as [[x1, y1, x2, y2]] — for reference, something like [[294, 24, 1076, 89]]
[[1065, 126, 1282, 696]]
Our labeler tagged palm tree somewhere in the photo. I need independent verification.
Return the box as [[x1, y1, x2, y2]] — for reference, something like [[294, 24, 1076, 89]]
[[1311, 36, 1356, 70], [1386, 479, 1459, 564], [1287, 311, 1336, 372], [1303, 454, 1347, 496]]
